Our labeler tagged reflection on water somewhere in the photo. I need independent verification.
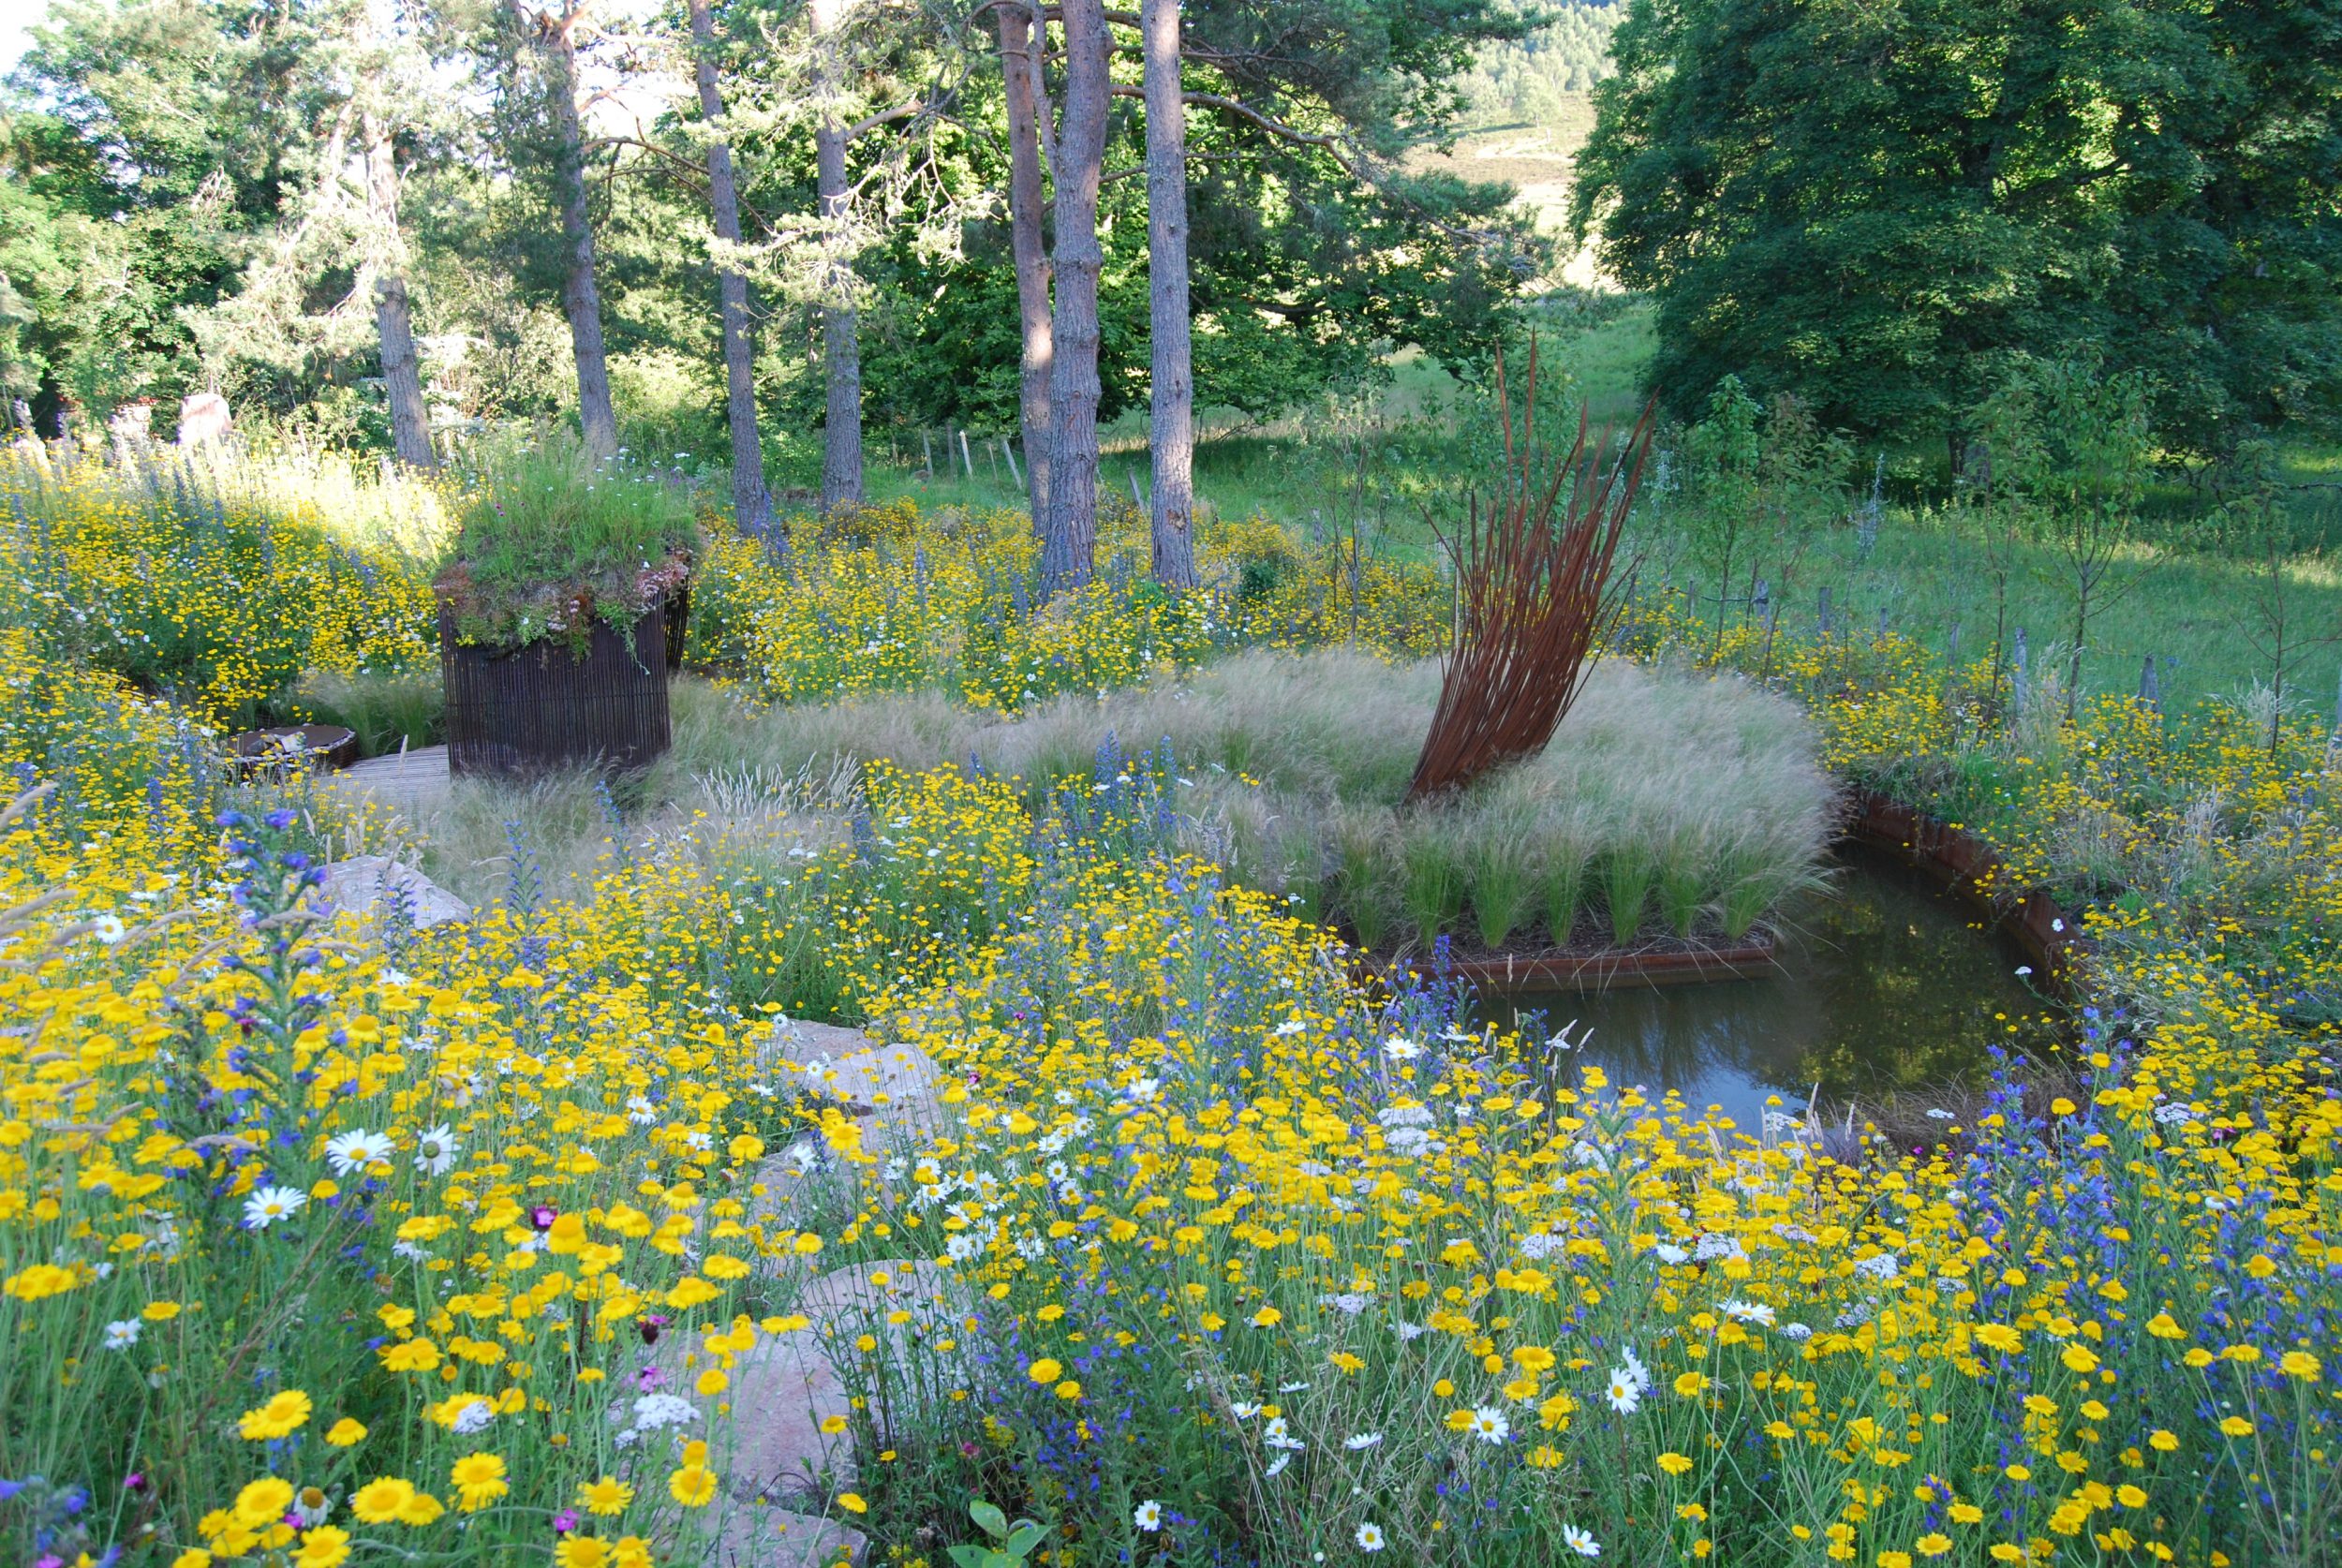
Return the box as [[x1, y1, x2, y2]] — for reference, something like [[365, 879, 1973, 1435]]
[[1479, 842, 2058, 1133]]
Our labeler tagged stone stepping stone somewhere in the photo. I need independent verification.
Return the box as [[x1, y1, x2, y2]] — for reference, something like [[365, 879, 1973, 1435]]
[[704, 1504, 866, 1567], [755, 1028, 949, 1235], [316, 855, 470, 928], [770, 1018, 945, 1131], [720, 1260, 970, 1501]]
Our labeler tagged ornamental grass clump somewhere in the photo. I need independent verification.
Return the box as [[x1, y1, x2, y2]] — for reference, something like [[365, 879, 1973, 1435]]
[[657, 649, 1838, 953], [437, 437, 698, 653]]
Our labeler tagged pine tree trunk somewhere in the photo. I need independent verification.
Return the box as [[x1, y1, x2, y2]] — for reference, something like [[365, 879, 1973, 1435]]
[[687, 0, 776, 547], [1141, 0, 1196, 588], [1039, 0, 1110, 594], [811, 0, 863, 512], [541, 6, 619, 459], [363, 112, 435, 469], [997, 2, 1054, 528]]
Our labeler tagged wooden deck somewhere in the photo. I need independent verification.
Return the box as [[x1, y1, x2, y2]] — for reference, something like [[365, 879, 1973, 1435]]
[[329, 745, 451, 810]]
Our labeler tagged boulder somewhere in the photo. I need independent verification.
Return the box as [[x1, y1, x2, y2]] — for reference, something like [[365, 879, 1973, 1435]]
[[805, 1042, 941, 1113], [176, 392, 233, 447], [771, 1016, 942, 1121], [316, 855, 471, 929]]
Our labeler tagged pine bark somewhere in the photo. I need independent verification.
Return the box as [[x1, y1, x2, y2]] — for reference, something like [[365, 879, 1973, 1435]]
[[1038, 0, 1111, 594], [540, 4, 620, 459], [811, 0, 863, 512], [363, 111, 435, 469], [1141, 0, 1197, 587], [997, 1, 1054, 526], [687, 0, 776, 546]]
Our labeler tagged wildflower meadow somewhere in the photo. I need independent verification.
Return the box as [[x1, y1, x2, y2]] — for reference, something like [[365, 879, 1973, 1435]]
[[0, 436, 2335, 1568]]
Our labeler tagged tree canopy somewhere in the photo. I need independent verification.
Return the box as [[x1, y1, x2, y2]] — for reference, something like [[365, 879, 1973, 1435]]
[[1571, 0, 2342, 459]]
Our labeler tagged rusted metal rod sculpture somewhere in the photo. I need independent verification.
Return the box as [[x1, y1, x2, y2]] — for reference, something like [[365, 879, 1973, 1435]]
[[1406, 345, 1655, 803]]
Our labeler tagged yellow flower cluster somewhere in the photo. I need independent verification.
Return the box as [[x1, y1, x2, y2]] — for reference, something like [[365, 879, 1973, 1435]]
[[687, 496, 1445, 713], [1, 449, 442, 727]]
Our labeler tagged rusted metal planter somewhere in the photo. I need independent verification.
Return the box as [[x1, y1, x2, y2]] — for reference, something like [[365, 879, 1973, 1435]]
[[663, 586, 690, 673], [230, 723, 360, 775], [439, 603, 672, 777]]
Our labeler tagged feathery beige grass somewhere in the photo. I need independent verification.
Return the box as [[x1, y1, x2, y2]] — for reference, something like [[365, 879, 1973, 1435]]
[[650, 651, 1838, 949], [347, 653, 1831, 948]]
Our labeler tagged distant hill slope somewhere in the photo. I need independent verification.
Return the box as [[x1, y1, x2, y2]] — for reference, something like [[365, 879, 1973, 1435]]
[[1410, 1, 1621, 288]]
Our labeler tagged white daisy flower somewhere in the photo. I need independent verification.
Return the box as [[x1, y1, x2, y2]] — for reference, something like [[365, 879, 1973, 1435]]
[[1356, 1523, 1386, 1552], [414, 1123, 459, 1175], [103, 1319, 142, 1351], [1470, 1407, 1509, 1443], [324, 1130, 393, 1176], [242, 1185, 307, 1229], [1343, 1432, 1384, 1450], [1564, 1523, 1601, 1557], [1133, 1500, 1162, 1531]]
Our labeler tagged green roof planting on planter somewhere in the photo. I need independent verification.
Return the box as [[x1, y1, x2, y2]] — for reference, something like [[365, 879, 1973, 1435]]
[[436, 436, 700, 652]]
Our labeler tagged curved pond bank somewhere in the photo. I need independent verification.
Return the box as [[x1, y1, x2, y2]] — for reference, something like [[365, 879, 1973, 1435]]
[[1476, 840, 2064, 1134]]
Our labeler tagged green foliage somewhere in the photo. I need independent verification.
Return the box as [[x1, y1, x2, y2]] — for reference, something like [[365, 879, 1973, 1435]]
[[948, 1498, 1050, 1568], [1677, 377, 1849, 650], [1984, 359, 2153, 713], [285, 669, 445, 758], [1574, 0, 2342, 458], [1598, 843, 1653, 946], [439, 436, 699, 651], [1454, 3, 1621, 125], [855, 113, 1546, 438]]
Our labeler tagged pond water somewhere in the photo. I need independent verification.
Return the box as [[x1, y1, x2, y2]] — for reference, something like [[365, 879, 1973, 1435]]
[[1476, 842, 2060, 1133]]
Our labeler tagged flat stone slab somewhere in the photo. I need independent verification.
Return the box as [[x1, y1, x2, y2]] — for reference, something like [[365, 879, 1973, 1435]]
[[317, 855, 470, 928], [771, 1015, 878, 1067], [810, 1043, 941, 1111], [704, 1504, 865, 1567], [723, 1261, 967, 1498], [771, 1018, 943, 1118]]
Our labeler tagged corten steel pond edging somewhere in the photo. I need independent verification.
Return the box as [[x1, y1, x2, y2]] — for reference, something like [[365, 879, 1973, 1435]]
[[439, 602, 672, 777], [1845, 787, 2083, 979], [1431, 937, 1780, 991], [1366, 784, 2082, 998]]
